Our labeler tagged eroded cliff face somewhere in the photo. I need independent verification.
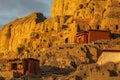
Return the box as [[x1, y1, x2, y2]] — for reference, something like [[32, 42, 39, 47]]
[[52, 0, 120, 32], [0, 12, 78, 59], [0, 0, 120, 69], [0, 13, 46, 54]]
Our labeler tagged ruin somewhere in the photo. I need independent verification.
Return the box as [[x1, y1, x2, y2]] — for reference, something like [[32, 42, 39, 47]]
[[7, 58, 40, 76]]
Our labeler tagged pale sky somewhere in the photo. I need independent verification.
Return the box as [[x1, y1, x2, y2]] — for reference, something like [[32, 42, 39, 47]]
[[0, 0, 53, 28]]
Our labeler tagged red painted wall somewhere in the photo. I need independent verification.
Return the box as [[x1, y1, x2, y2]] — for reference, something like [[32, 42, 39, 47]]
[[88, 30, 110, 42], [27, 59, 40, 75], [75, 33, 88, 44]]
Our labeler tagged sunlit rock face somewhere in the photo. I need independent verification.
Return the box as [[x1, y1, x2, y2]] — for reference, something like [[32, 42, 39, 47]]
[[0, 13, 46, 54], [0, 12, 77, 59], [0, 0, 120, 68], [52, 0, 120, 32]]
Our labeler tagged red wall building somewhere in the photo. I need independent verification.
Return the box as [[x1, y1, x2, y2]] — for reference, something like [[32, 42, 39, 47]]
[[88, 30, 111, 42], [75, 31, 88, 44], [75, 30, 111, 44], [8, 58, 40, 76], [22, 58, 40, 75]]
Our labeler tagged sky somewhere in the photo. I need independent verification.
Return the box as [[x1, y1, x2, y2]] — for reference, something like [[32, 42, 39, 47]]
[[0, 0, 53, 29]]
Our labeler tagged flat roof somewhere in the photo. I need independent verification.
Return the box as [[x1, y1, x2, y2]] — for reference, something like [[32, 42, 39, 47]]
[[23, 58, 39, 62], [8, 58, 39, 62], [98, 50, 120, 58], [88, 29, 111, 32], [8, 58, 21, 62]]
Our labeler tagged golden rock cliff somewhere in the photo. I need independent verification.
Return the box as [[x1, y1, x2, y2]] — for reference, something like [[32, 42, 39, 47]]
[[0, 13, 46, 54], [0, 12, 77, 58], [0, 0, 120, 66], [52, 0, 120, 31]]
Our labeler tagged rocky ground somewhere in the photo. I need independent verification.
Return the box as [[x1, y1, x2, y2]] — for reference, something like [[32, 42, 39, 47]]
[[0, 38, 120, 80]]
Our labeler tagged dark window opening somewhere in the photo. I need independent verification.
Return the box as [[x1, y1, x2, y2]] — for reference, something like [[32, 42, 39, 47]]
[[77, 25, 80, 32], [65, 38, 68, 43], [116, 25, 118, 30], [97, 25, 100, 30], [108, 70, 118, 77], [12, 63, 17, 70]]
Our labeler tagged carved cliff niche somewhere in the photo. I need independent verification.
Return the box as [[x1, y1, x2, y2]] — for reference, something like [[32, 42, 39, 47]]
[[65, 38, 68, 43], [116, 25, 118, 31]]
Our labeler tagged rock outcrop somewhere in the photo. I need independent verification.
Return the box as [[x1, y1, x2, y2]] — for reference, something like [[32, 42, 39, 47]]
[[0, 12, 77, 59], [1, 0, 120, 56], [0, 12, 46, 54], [52, 0, 120, 32], [0, 0, 120, 79]]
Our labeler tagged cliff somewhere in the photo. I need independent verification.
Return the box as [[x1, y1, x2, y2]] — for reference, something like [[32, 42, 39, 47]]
[[52, 0, 120, 32], [0, 12, 77, 59], [0, 12, 46, 54], [0, 0, 120, 79]]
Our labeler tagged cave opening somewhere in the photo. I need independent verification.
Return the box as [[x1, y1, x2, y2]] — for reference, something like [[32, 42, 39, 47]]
[[65, 38, 68, 43], [116, 25, 118, 31]]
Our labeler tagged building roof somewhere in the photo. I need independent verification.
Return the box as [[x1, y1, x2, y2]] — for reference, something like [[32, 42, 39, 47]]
[[8, 58, 39, 62], [97, 50, 120, 58], [23, 58, 39, 62], [8, 58, 21, 62], [88, 29, 111, 32], [76, 31, 88, 37], [76, 29, 110, 37]]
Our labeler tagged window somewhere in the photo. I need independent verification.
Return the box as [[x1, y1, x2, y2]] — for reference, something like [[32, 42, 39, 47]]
[[12, 63, 17, 70], [116, 25, 118, 31], [97, 25, 100, 30], [77, 25, 80, 32]]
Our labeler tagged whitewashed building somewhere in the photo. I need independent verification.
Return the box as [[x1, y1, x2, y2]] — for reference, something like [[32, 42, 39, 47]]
[[97, 50, 120, 65]]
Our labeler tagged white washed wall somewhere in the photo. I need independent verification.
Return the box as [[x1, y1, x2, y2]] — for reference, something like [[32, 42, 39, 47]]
[[97, 52, 120, 65]]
